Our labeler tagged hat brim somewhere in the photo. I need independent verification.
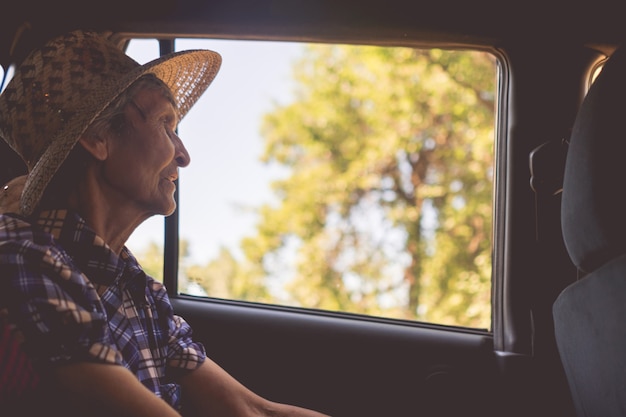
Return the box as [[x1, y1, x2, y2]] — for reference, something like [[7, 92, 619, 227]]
[[20, 49, 221, 215]]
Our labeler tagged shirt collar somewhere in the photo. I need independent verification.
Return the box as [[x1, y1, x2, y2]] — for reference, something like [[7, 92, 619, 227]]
[[35, 209, 130, 288]]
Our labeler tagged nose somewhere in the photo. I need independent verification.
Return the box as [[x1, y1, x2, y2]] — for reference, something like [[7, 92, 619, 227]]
[[173, 132, 191, 167]]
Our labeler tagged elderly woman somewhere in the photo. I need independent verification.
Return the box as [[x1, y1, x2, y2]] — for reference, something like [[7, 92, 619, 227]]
[[0, 31, 329, 417]]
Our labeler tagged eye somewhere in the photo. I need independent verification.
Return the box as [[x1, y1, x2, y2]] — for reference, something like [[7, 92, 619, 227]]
[[162, 117, 177, 135]]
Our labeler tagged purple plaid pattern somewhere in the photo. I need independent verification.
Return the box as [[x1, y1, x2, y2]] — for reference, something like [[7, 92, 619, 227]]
[[0, 210, 206, 410]]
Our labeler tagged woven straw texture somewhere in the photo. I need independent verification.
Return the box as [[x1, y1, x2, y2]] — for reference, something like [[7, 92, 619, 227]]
[[0, 30, 221, 215]]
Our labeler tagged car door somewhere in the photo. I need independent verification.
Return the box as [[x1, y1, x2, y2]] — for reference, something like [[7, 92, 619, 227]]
[[121, 31, 513, 417], [149, 35, 596, 417]]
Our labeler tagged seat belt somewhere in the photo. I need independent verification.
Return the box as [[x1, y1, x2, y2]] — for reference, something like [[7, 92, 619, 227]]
[[528, 136, 577, 416], [529, 137, 569, 243]]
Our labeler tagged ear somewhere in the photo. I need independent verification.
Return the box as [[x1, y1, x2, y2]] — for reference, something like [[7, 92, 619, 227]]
[[78, 133, 109, 161]]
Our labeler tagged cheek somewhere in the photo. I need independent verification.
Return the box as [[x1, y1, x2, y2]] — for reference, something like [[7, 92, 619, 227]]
[[143, 131, 177, 166], [159, 140, 177, 165], [105, 130, 176, 184]]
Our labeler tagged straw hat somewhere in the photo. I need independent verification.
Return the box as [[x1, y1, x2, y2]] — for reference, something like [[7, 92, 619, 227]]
[[0, 30, 221, 216]]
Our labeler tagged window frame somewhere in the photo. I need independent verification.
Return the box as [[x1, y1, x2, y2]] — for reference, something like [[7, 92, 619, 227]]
[[145, 35, 503, 334]]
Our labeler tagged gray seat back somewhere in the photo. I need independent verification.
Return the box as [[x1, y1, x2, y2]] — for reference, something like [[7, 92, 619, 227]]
[[555, 44, 626, 417]]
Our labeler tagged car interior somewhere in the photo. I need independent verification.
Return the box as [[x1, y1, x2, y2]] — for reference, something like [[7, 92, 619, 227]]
[[2, 1, 626, 416]]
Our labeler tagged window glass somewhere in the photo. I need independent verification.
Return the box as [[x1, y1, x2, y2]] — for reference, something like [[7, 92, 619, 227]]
[[127, 38, 497, 330]]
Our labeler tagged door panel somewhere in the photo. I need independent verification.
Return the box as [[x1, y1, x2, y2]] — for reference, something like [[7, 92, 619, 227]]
[[172, 297, 498, 417]]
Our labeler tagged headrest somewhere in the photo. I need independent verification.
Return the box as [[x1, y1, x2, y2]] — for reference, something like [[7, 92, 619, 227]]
[[562, 45, 626, 274]]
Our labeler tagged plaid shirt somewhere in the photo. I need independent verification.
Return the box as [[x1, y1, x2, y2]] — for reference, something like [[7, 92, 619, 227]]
[[0, 209, 206, 410]]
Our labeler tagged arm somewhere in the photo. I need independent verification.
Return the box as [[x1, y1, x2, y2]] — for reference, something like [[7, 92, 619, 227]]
[[52, 361, 182, 417], [179, 357, 330, 417]]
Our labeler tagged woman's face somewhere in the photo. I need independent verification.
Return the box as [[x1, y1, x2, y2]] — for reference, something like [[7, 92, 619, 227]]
[[100, 86, 190, 218]]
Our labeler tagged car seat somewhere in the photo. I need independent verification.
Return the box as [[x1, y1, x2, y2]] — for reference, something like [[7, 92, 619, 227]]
[[554, 44, 626, 417]]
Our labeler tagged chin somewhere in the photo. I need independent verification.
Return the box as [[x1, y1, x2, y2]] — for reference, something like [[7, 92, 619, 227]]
[[145, 197, 177, 217], [162, 201, 177, 217]]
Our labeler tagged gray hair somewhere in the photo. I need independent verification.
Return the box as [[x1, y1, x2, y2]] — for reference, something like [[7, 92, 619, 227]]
[[84, 74, 177, 139]]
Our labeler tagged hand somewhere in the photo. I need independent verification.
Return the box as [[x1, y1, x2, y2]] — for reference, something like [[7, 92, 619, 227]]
[[0, 175, 27, 214]]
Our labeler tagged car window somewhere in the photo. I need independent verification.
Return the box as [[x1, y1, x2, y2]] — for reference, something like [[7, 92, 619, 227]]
[[126, 38, 498, 331]]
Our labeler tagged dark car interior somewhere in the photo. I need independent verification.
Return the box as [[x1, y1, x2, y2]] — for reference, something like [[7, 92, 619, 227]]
[[2, 1, 626, 416]]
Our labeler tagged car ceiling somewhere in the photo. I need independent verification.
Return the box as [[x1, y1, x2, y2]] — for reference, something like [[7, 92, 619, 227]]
[[2, 0, 626, 70]]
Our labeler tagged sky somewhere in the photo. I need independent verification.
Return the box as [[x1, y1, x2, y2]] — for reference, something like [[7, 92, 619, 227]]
[[125, 38, 303, 264]]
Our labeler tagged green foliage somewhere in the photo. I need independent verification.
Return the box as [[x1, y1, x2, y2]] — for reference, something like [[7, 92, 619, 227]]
[[247, 45, 495, 328], [137, 241, 164, 282], [184, 246, 271, 302], [136, 241, 271, 302]]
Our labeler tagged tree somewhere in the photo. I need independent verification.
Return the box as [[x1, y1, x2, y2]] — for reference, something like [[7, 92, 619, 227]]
[[241, 45, 495, 328], [135, 240, 271, 302], [184, 246, 271, 302], [136, 240, 165, 282]]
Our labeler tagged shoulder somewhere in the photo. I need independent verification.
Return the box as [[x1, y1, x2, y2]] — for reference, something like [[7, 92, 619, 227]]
[[0, 215, 100, 316], [0, 213, 53, 246], [0, 213, 34, 237], [0, 213, 72, 275]]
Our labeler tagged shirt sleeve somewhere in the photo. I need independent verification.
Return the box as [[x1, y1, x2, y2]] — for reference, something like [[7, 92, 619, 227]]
[[147, 279, 206, 372], [0, 239, 122, 368], [167, 314, 206, 370]]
